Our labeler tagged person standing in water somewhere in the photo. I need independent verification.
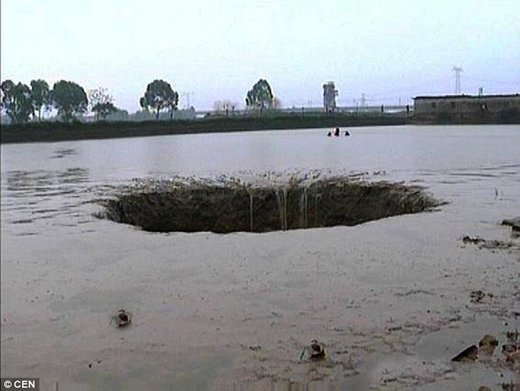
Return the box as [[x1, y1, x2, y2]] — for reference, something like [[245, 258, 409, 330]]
[[334, 127, 340, 137]]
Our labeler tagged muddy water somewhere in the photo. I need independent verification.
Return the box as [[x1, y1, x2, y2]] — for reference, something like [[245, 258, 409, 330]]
[[1, 125, 519, 390]]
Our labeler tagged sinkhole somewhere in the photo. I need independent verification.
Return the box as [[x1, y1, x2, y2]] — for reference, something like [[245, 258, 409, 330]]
[[99, 177, 440, 233]]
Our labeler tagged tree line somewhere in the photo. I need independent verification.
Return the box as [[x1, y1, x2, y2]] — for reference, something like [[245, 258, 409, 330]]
[[0, 79, 121, 124], [1, 77, 278, 124]]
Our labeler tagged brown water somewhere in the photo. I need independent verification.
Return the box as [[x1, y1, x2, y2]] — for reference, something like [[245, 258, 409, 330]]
[[1, 125, 519, 390]]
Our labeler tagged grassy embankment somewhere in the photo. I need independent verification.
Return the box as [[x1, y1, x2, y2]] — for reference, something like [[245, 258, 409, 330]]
[[0, 113, 408, 144]]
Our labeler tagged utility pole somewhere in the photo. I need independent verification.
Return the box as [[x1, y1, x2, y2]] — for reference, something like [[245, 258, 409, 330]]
[[452, 66, 463, 95], [181, 92, 194, 109], [360, 93, 366, 111]]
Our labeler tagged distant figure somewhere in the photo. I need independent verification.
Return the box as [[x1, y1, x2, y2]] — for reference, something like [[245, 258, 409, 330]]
[[345, 130, 350, 136], [327, 131, 332, 137], [334, 127, 340, 137]]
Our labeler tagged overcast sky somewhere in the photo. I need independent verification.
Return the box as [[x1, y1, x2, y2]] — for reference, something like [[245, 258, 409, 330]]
[[2, 0, 519, 112]]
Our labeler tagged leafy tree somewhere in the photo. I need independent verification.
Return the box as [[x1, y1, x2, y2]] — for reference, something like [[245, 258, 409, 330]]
[[140, 79, 179, 120], [50, 80, 88, 121], [30, 79, 50, 121], [0, 80, 14, 117], [1, 80, 34, 123], [92, 102, 117, 120], [245, 79, 274, 111], [88, 87, 117, 120], [0, 86, 5, 116]]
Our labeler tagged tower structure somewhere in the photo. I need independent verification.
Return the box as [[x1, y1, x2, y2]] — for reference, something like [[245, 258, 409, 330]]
[[452, 66, 463, 95], [323, 82, 338, 113], [181, 91, 194, 109]]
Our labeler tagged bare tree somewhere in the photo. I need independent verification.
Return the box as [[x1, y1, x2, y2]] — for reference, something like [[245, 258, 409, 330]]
[[88, 87, 116, 120]]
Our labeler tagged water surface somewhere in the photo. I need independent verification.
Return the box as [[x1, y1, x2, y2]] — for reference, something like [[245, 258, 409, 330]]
[[1, 125, 519, 390]]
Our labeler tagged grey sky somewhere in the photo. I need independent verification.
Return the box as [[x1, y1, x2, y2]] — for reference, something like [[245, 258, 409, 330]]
[[2, 0, 519, 112]]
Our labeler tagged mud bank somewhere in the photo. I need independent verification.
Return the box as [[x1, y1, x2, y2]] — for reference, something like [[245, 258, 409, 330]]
[[99, 177, 439, 233]]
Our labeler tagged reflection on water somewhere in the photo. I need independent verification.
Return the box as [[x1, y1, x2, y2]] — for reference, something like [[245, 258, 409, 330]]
[[1, 168, 92, 233], [51, 148, 78, 159], [5, 168, 89, 191], [416, 164, 520, 180]]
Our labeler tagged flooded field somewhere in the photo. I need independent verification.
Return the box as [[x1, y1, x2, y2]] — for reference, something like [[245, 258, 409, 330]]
[[1, 125, 519, 390]]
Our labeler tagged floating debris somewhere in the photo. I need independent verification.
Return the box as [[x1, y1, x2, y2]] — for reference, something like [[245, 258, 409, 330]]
[[462, 236, 486, 245], [479, 335, 499, 356], [298, 340, 327, 361], [451, 345, 478, 362], [309, 340, 326, 360], [502, 329, 520, 367], [501, 381, 516, 391], [470, 290, 493, 304], [502, 217, 520, 232], [461, 236, 516, 250], [112, 309, 132, 328]]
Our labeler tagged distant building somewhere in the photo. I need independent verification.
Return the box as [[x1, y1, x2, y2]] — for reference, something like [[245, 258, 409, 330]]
[[129, 108, 196, 121], [106, 109, 129, 121], [174, 107, 196, 120], [323, 82, 338, 113], [413, 94, 520, 121]]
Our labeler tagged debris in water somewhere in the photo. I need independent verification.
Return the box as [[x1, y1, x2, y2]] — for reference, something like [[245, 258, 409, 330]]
[[462, 236, 516, 250], [502, 217, 520, 233], [298, 340, 327, 361], [479, 335, 499, 356], [501, 381, 516, 391], [462, 236, 486, 245], [502, 329, 520, 367], [451, 345, 478, 362], [470, 290, 493, 304], [506, 330, 519, 342], [309, 339, 326, 360], [112, 309, 131, 328]]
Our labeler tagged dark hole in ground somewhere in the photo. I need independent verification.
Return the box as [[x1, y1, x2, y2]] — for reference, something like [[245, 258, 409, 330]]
[[99, 178, 440, 233]]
